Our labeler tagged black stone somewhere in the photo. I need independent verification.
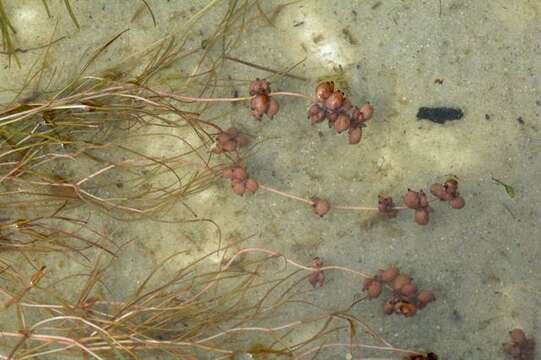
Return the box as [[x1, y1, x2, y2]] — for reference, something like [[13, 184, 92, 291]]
[[416, 107, 464, 124]]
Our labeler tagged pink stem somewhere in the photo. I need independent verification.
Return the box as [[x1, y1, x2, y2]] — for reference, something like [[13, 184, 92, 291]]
[[156, 91, 314, 103], [259, 185, 315, 206]]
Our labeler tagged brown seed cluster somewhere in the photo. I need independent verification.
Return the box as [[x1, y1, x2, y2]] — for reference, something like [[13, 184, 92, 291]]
[[378, 179, 466, 225], [363, 265, 435, 317], [403, 189, 433, 225], [378, 195, 399, 218], [249, 79, 280, 120], [222, 165, 259, 196], [308, 257, 325, 288], [430, 179, 465, 209], [503, 329, 535, 360], [213, 127, 249, 153], [308, 81, 374, 144]]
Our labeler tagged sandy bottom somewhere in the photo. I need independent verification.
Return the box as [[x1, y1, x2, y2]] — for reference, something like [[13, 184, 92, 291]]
[[1, 1, 540, 359]]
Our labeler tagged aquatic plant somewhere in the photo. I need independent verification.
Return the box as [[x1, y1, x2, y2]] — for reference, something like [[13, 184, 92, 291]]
[[0, 242, 437, 359]]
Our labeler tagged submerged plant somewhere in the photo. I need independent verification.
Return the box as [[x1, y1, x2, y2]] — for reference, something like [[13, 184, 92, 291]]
[[0, 242, 436, 359]]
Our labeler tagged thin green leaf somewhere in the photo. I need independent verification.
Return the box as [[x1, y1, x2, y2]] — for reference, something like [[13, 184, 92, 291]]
[[63, 0, 80, 30], [492, 177, 515, 198]]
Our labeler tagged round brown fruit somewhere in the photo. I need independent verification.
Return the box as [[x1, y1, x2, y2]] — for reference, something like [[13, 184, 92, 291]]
[[380, 266, 399, 283], [414, 208, 429, 225]]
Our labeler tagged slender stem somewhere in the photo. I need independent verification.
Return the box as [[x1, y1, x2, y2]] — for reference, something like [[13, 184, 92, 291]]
[[259, 185, 407, 213], [259, 185, 315, 206], [335, 205, 407, 211], [0, 332, 105, 360], [157, 91, 313, 103], [295, 342, 420, 359]]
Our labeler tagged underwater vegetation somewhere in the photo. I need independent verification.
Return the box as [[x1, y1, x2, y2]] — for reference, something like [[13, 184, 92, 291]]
[[0, 1, 537, 359]]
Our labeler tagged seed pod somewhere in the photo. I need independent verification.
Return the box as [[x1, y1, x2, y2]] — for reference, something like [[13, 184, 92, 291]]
[[326, 111, 339, 122], [308, 104, 321, 116], [400, 283, 417, 297], [315, 81, 334, 102], [393, 274, 411, 291], [502, 342, 518, 356], [383, 299, 395, 315], [419, 190, 430, 208], [378, 196, 398, 218], [449, 196, 465, 209], [380, 266, 399, 283], [221, 140, 237, 152], [444, 179, 458, 195], [217, 132, 231, 145], [313, 198, 330, 217], [403, 189, 420, 209], [334, 114, 351, 133], [414, 208, 430, 225], [417, 290, 435, 305], [359, 102, 374, 121], [349, 127, 362, 144], [266, 97, 280, 119], [249, 79, 270, 95], [232, 167, 248, 181], [232, 181, 246, 196], [340, 98, 353, 112], [245, 178, 259, 193], [431, 183, 452, 201], [397, 302, 417, 317], [250, 94, 269, 118], [325, 91, 345, 111], [367, 280, 382, 299], [509, 329, 527, 344], [311, 111, 326, 124]]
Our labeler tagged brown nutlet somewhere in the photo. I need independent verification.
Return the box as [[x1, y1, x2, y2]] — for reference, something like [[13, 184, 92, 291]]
[[396, 302, 417, 317], [308, 103, 322, 116], [509, 329, 527, 344], [417, 290, 435, 305], [232, 167, 247, 181], [383, 299, 395, 315], [245, 178, 259, 193], [380, 266, 399, 283], [313, 198, 331, 217], [358, 102, 374, 121], [403, 189, 420, 209], [266, 97, 280, 119], [250, 94, 270, 119], [449, 196, 465, 209], [325, 91, 345, 111], [249, 79, 270, 95], [444, 179, 458, 195], [414, 208, 430, 225], [419, 190, 430, 208], [431, 183, 453, 201], [334, 114, 351, 133], [366, 280, 382, 299], [393, 274, 411, 291], [315, 81, 334, 102], [232, 181, 246, 196], [348, 127, 362, 144], [221, 140, 237, 152], [400, 283, 418, 297]]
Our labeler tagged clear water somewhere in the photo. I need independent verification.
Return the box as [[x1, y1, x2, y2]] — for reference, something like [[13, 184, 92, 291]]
[[1, 1, 540, 359]]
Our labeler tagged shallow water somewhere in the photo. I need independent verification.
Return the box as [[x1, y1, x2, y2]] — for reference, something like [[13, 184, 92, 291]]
[[1, 1, 540, 359]]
